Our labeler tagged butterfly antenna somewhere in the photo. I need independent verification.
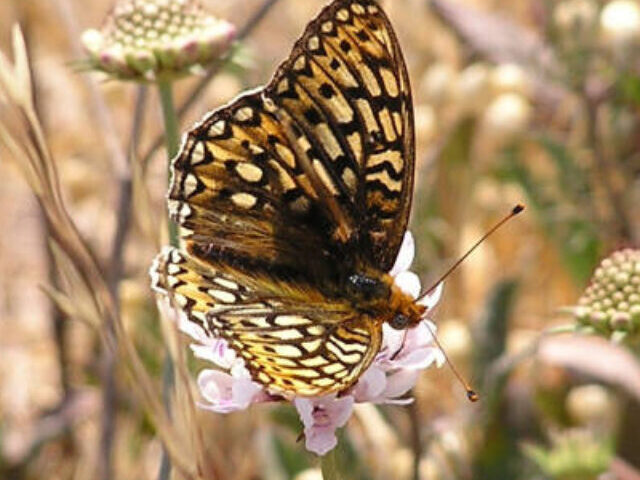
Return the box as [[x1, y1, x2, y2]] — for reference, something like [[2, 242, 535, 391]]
[[424, 319, 479, 402], [416, 204, 525, 402], [416, 204, 525, 303]]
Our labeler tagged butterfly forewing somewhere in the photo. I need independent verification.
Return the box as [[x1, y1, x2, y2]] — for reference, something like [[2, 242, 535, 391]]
[[158, 0, 415, 396]]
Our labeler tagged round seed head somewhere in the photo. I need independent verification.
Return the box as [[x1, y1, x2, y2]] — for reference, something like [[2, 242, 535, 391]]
[[573, 249, 640, 342], [81, 0, 236, 82]]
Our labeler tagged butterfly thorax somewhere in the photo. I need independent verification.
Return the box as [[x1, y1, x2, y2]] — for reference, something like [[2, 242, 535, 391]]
[[345, 270, 426, 330]]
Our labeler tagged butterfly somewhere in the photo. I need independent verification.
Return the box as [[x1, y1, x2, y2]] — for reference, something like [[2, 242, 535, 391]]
[[150, 0, 428, 398]]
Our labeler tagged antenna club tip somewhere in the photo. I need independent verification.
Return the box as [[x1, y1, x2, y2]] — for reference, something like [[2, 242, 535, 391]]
[[512, 204, 525, 215], [467, 390, 479, 402]]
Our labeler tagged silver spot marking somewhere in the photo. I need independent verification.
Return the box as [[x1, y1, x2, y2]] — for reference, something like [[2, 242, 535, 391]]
[[235, 163, 263, 183], [231, 192, 258, 209], [308, 35, 320, 51], [275, 143, 296, 169], [276, 78, 290, 95], [213, 277, 238, 290], [208, 289, 236, 303], [322, 21, 333, 33], [270, 329, 304, 341], [306, 325, 325, 336], [273, 344, 303, 358], [323, 363, 346, 375], [274, 315, 312, 327], [301, 339, 323, 352], [190, 141, 205, 163], [183, 173, 199, 196], [234, 107, 253, 122], [351, 3, 365, 14], [313, 378, 334, 387], [300, 356, 329, 367], [210, 120, 226, 136], [336, 8, 350, 21], [293, 55, 306, 72]]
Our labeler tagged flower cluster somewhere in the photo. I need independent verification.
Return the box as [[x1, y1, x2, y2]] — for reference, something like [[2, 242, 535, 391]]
[[163, 232, 445, 455], [572, 248, 640, 344], [81, 0, 235, 81]]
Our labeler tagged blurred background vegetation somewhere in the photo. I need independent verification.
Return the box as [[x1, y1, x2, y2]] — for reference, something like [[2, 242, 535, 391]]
[[0, 0, 639, 479]]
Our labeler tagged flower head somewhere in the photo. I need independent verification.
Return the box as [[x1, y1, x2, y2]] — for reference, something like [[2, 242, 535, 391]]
[[163, 232, 444, 455], [81, 0, 235, 81], [571, 248, 640, 345]]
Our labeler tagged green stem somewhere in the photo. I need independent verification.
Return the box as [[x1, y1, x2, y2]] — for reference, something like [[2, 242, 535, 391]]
[[320, 444, 345, 480], [156, 79, 179, 480], [157, 80, 180, 247]]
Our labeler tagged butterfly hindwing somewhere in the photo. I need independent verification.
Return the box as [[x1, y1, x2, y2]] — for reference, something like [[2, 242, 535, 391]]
[[151, 247, 382, 396]]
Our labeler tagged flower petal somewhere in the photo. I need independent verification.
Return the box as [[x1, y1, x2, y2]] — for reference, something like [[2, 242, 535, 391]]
[[197, 369, 264, 413], [190, 338, 236, 369], [389, 231, 415, 276], [294, 395, 355, 456], [394, 271, 421, 299], [382, 369, 420, 400], [418, 282, 443, 310], [353, 366, 387, 402]]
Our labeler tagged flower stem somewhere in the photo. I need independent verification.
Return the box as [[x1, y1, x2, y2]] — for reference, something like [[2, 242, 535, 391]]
[[157, 79, 179, 480], [157, 79, 180, 247], [320, 442, 347, 480]]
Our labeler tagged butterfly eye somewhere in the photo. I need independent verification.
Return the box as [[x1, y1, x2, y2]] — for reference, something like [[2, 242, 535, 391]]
[[390, 313, 410, 330]]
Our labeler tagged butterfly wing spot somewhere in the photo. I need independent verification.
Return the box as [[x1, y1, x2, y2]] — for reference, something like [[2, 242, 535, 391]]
[[235, 163, 264, 183], [231, 192, 258, 209], [234, 107, 255, 122], [379, 108, 398, 142], [273, 315, 313, 327], [312, 159, 339, 195], [322, 21, 334, 34], [183, 173, 200, 197], [301, 339, 323, 352], [336, 8, 351, 22], [367, 150, 403, 175], [207, 289, 237, 303], [308, 35, 321, 51], [380, 67, 399, 97], [300, 356, 330, 367], [351, 3, 366, 15], [293, 55, 307, 72], [323, 363, 346, 375], [213, 277, 240, 290], [210, 120, 226, 136]]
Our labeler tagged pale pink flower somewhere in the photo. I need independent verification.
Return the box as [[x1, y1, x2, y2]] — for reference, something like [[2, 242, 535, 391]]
[[294, 395, 354, 455]]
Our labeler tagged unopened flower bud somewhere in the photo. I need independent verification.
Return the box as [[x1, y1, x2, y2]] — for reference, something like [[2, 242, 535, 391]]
[[572, 248, 640, 343]]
